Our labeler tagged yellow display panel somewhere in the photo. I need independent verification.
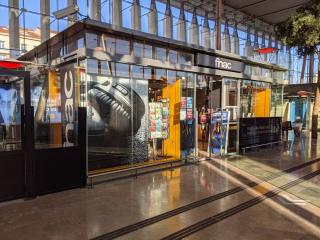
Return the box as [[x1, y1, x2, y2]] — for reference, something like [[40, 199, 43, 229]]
[[254, 88, 271, 117], [162, 79, 181, 159]]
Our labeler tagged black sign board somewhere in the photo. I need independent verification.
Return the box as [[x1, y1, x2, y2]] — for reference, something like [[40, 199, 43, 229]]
[[239, 117, 282, 150], [197, 53, 244, 73]]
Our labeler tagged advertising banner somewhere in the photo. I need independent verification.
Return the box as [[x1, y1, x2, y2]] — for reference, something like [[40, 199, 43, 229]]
[[149, 99, 169, 139], [210, 111, 230, 155]]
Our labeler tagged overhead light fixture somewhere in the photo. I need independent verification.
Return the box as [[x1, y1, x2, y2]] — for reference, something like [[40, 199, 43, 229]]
[[53, 4, 79, 20]]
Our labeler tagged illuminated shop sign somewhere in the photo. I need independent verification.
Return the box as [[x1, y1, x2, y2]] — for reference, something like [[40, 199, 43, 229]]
[[197, 53, 244, 72]]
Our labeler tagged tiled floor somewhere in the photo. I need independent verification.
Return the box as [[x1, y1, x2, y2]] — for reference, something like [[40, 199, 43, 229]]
[[0, 132, 320, 240]]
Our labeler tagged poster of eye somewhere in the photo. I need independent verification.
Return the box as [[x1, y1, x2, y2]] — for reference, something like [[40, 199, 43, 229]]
[[210, 110, 230, 155]]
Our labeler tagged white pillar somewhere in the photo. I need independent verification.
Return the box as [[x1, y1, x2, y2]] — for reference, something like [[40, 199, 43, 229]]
[[112, 0, 122, 27], [189, 8, 199, 45], [40, 0, 50, 42], [91, 0, 101, 21], [148, 0, 158, 35], [68, 0, 77, 25], [253, 28, 259, 61], [131, 0, 141, 31], [231, 24, 239, 55], [275, 38, 279, 64], [222, 20, 231, 52], [261, 31, 267, 61], [9, 0, 20, 58], [211, 23, 217, 49], [201, 12, 210, 48], [244, 25, 253, 57], [163, 0, 173, 39], [177, 2, 186, 42]]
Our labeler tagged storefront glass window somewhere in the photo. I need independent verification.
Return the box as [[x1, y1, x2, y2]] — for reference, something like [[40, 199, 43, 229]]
[[31, 64, 79, 149], [116, 39, 130, 55], [0, 78, 24, 151], [179, 72, 195, 159], [155, 68, 167, 81], [168, 50, 178, 64], [115, 63, 130, 77], [223, 78, 239, 121], [105, 36, 116, 54], [270, 85, 283, 117], [240, 80, 271, 118], [178, 52, 193, 65], [133, 42, 143, 58], [131, 65, 144, 79], [144, 67, 152, 80], [86, 62, 133, 170], [155, 47, 167, 61], [86, 32, 100, 49], [144, 44, 153, 59]]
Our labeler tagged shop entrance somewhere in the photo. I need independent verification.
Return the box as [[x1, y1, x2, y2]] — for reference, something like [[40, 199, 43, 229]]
[[196, 75, 221, 154]]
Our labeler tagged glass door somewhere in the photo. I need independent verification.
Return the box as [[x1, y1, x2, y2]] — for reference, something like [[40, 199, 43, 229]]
[[222, 78, 239, 154]]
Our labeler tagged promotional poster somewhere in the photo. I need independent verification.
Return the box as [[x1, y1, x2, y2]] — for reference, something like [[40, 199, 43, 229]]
[[210, 111, 230, 155], [87, 75, 148, 169]]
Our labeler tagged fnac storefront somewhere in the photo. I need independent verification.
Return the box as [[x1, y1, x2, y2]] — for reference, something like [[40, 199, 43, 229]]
[[19, 20, 285, 176]]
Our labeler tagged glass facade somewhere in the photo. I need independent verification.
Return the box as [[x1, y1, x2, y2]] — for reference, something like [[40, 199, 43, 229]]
[[85, 59, 196, 171], [30, 63, 80, 149], [18, 23, 285, 173]]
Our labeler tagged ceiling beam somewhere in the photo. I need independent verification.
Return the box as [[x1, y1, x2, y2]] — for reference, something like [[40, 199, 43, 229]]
[[236, 0, 269, 11], [256, 3, 305, 17]]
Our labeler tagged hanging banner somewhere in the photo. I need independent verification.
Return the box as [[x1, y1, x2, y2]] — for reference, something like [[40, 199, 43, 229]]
[[210, 111, 230, 155], [60, 63, 77, 147]]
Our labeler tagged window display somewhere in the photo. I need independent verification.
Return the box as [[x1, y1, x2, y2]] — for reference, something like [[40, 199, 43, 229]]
[[240, 80, 271, 118]]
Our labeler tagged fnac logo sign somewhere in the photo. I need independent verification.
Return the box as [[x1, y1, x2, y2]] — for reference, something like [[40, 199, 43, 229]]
[[63, 69, 75, 147]]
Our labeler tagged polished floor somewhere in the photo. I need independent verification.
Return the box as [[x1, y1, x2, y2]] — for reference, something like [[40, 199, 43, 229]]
[[1, 133, 320, 239]]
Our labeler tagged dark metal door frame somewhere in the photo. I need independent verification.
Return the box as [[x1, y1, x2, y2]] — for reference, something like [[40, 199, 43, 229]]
[[0, 69, 32, 201]]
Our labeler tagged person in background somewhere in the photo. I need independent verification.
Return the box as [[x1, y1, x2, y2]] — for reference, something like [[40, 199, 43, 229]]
[[294, 116, 303, 137]]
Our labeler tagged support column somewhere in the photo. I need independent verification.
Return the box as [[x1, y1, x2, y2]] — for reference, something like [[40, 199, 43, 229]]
[[244, 25, 253, 57], [253, 28, 259, 60], [261, 31, 267, 61], [9, 0, 19, 58], [148, 0, 158, 35], [222, 20, 230, 52], [68, 0, 77, 25], [231, 23, 239, 55], [40, 0, 50, 42], [211, 23, 217, 49], [215, 0, 222, 50], [189, 8, 199, 45], [163, 0, 173, 39], [177, 2, 186, 42], [201, 11, 210, 48], [309, 53, 315, 83], [275, 38, 279, 64], [267, 33, 273, 63], [131, 0, 141, 31], [91, 0, 101, 21], [112, 0, 122, 27]]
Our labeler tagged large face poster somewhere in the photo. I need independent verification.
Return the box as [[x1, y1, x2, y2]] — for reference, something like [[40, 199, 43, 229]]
[[0, 86, 20, 125], [87, 75, 148, 168]]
